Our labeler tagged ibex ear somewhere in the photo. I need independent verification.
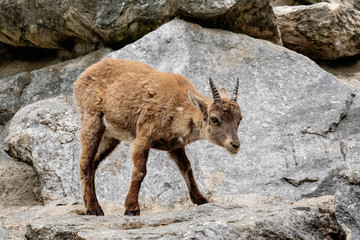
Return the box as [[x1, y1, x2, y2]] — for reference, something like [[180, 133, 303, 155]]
[[188, 91, 208, 116], [219, 88, 230, 100]]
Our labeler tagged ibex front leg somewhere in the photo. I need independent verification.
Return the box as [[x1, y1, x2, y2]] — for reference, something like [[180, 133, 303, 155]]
[[124, 137, 150, 216], [168, 148, 208, 205]]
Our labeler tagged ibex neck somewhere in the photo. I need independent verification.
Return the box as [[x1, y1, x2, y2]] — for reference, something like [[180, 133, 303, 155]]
[[189, 112, 207, 142]]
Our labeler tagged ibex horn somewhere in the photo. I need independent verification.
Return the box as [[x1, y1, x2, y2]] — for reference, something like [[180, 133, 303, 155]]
[[209, 77, 221, 103], [231, 77, 239, 102]]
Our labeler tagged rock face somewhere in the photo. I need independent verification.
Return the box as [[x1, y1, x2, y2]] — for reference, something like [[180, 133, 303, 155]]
[[0, 72, 30, 125], [335, 135, 360, 239], [274, 3, 360, 59], [4, 20, 352, 210], [0, 0, 280, 56]]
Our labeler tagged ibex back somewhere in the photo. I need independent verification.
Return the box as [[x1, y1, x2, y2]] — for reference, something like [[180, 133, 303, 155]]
[[73, 58, 242, 216]]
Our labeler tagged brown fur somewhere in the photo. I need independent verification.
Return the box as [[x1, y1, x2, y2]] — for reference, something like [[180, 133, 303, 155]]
[[73, 58, 242, 216]]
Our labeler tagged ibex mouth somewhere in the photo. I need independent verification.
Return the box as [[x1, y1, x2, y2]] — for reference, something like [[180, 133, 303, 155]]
[[225, 145, 240, 155]]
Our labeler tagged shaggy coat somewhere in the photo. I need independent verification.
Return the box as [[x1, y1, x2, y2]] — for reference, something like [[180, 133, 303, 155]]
[[74, 58, 242, 216]]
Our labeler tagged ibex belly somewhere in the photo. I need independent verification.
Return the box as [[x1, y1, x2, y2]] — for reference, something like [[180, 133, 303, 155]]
[[103, 117, 135, 141]]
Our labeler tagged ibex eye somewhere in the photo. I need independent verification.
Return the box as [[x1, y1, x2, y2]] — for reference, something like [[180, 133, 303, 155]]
[[211, 117, 219, 124]]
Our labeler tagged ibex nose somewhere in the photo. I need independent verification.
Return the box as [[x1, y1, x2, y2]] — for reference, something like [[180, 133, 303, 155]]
[[225, 137, 240, 154], [231, 141, 240, 150]]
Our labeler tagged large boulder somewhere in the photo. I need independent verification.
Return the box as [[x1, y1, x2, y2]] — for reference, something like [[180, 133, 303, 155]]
[[0, 0, 280, 55], [4, 20, 352, 208], [274, 3, 360, 59]]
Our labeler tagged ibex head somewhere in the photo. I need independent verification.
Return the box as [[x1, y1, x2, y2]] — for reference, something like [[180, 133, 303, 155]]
[[189, 77, 242, 154]]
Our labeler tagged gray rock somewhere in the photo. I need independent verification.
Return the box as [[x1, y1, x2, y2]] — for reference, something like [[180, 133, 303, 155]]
[[0, 72, 30, 125], [19, 48, 111, 107], [23, 197, 345, 239], [0, 0, 280, 55], [4, 20, 352, 209], [0, 226, 11, 240], [0, 48, 110, 126], [335, 135, 360, 239], [0, 159, 43, 207], [274, 3, 360, 59], [4, 96, 81, 203]]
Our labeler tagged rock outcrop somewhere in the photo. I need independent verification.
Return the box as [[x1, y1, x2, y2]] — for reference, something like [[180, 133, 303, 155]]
[[274, 3, 360, 59], [0, 0, 281, 56]]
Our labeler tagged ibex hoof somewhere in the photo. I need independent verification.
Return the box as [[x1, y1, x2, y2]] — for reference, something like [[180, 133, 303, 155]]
[[124, 209, 140, 216], [87, 209, 104, 216], [194, 196, 209, 205]]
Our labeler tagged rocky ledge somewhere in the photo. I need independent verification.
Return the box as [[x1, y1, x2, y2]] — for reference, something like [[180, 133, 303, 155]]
[[1, 195, 344, 239]]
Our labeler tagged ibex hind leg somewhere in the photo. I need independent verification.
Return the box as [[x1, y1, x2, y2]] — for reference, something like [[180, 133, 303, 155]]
[[79, 112, 106, 216]]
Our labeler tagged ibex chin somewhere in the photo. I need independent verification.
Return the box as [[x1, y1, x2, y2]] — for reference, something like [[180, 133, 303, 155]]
[[73, 58, 242, 216]]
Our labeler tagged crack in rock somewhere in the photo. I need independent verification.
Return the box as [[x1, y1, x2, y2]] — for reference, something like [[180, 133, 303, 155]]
[[283, 177, 319, 187]]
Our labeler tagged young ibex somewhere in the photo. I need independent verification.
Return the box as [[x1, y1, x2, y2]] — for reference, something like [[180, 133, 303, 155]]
[[73, 58, 242, 216]]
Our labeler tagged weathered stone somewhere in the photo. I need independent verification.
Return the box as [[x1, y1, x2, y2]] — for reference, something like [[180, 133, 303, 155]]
[[19, 48, 111, 106], [4, 20, 352, 208], [0, 160, 42, 207], [0, 98, 43, 209], [301, 0, 360, 10], [21, 196, 344, 239], [0, 72, 30, 125], [335, 135, 360, 239], [0, 48, 110, 125], [0, 0, 281, 54], [4, 96, 80, 202], [274, 3, 360, 59], [330, 78, 360, 140]]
